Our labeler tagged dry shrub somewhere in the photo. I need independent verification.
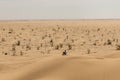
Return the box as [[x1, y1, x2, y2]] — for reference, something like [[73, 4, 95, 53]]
[[42, 36, 45, 40], [71, 39, 74, 43], [47, 50, 51, 54], [3, 28, 5, 31], [21, 28, 25, 30], [8, 28, 13, 34], [107, 39, 112, 45], [40, 43, 43, 47], [55, 45, 59, 50], [50, 39, 54, 47], [1, 38, 5, 42], [31, 29, 34, 32], [12, 45, 16, 56], [93, 42, 97, 46], [59, 43, 63, 48], [26, 45, 31, 51], [67, 44, 72, 50], [87, 49, 90, 54], [48, 34, 51, 38], [52, 28, 56, 32], [55, 43, 63, 50], [97, 28, 100, 31], [4, 53, 8, 55], [37, 46, 40, 50], [116, 44, 120, 50], [58, 27, 60, 30], [20, 51, 23, 56], [16, 41, 20, 46]]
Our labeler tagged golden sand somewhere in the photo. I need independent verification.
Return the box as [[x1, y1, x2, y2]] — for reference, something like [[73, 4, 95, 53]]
[[0, 20, 120, 80]]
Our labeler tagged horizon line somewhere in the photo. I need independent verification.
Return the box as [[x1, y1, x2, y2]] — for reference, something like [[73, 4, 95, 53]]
[[0, 18, 120, 21]]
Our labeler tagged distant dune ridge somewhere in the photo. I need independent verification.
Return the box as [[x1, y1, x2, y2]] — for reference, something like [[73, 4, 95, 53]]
[[1, 20, 120, 80]]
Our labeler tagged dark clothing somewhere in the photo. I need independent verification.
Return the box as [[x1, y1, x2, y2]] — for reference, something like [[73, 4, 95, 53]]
[[62, 50, 67, 56]]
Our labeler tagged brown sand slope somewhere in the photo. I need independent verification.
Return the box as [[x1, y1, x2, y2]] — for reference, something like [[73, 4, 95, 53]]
[[1, 53, 120, 80]]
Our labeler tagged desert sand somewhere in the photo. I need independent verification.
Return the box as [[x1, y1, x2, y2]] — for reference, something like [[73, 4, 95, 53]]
[[1, 20, 120, 80]]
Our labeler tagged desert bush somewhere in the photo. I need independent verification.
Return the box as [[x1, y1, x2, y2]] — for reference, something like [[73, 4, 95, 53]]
[[37, 46, 40, 50], [16, 41, 20, 46], [1, 38, 5, 42], [71, 39, 74, 43], [48, 34, 51, 38], [52, 28, 57, 32], [107, 39, 112, 45], [58, 27, 60, 30], [59, 43, 63, 48], [4, 53, 8, 55], [63, 28, 65, 31], [103, 42, 106, 46], [54, 43, 63, 50], [3, 28, 5, 31], [19, 33, 22, 35], [55, 45, 59, 50], [97, 28, 100, 31], [66, 35, 69, 39], [42, 36, 45, 40], [12, 45, 16, 56], [87, 49, 90, 54], [116, 39, 119, 43], [116, 44, 120, 50], [101, 34, 104, 37], [26, 45, 31, 51], [50, 39, 53, 47], [47, 50, 51, 54], [40, 43, 43, 47], [8, 28, 13, 34], [93, 42, 97, 46], [31, 29, 34, 32], [20, 51, 23, 56], [21, 28, 25, 30], [67, 44, 72, 50], [113, 39, 115, 42]]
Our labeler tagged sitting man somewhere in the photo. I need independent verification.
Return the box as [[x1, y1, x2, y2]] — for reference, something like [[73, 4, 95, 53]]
[[62, 50, 67, 56]]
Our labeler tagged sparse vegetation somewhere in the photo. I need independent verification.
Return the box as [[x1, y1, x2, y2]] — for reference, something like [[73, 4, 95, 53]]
[[4, 53, 8, 55], [1, 38, 5, 42], [87, 49, 90, 54], [20, 51, 23, 56], [67, 44, 72, 50], [16, 41, 21, 46], [116, 44, 120, 50], [55, 45, 59, 50], [50, 39, 54, 47], [0, 21, 120, 56], [107, 39, 112, 45], [26, 45, 31, 51]]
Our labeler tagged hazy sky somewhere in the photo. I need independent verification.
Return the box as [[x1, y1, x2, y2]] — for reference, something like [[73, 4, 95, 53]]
[[0, 0, 120, 20]]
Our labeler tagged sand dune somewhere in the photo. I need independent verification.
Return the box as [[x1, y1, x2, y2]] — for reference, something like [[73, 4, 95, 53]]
[[1, 20, 120, 80], [1, 53, 120, 80]]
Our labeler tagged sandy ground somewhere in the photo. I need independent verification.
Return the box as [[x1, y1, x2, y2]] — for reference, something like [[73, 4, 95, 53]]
[[0, 20, 120, 80], [1, 52, 120, 80]]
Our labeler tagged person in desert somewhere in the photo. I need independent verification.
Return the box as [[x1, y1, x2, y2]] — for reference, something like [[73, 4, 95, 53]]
[[62, 50, 67, 56]]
